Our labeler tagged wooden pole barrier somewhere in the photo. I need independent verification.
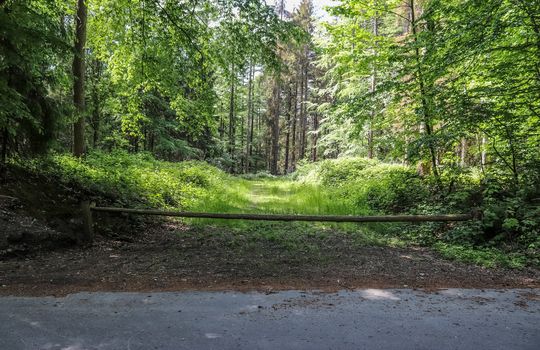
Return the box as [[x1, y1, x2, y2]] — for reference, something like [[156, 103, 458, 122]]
[[91, 206, 473, 223]]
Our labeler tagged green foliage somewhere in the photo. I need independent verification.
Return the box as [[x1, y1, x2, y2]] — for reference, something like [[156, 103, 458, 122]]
[[20, 151, 231, 209], [433, 243, 530, 269], [295, 158, 427, 213], [347, 164, 429, 213], [480, 175, 540, 247], [293, 158, 378, 185], [0, 0, 71, 155], [293, 156, 539, 267]]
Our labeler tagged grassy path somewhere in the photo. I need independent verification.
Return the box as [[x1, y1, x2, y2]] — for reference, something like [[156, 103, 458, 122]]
[[209, 178, 358, 216]]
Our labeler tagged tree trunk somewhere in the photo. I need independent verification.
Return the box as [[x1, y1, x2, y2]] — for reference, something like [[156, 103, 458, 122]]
[[481, 135, 487, 170], [460, 138, 467, 167], [299, 63, 309, 160], [245, 64, 254, 173], [409, 0, 440, 182], [219, 113, 225, 140], [269, 77, 280, 175], [72, 0, 87, 157], [311, 112, 318, 162], [284, 84, 292, 172], [368, 13, 378, 159], [248, 93, 256, 169], [228, 65, 236, 171], [291, 79, 298, 171]]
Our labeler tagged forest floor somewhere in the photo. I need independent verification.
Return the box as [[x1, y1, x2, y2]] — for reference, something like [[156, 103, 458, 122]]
[[1, 179, 538, 296]]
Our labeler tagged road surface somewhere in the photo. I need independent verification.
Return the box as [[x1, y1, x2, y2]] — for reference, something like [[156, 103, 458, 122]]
[[1, 289, 538, 350]]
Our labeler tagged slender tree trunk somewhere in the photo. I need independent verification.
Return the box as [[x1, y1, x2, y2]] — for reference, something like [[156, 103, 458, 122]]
[[460, 138, 467, 167], [284, 84, 292, 172], [291, 79, 298, 171], [240, 107, 245, 172], [269, 77, 280, 175], [311, 112, 318, 162], [245, 64, 254, 173], [228, 65, 236, 171], [481, 135, 487, 170], [298, 66, 304, 160], [219, 111, 225, 140], [368, 13, 378, 159], [410, 0, 440, 181], [299, 63, 309, 160], [72, 0, 87, 157], [248, 94, 256, 169], [256, 97, 261, 163]]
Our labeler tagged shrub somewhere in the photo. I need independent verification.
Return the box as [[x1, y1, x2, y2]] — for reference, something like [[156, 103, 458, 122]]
[[294, 158, 379, 186], [342, 164, 429, 213], [18, 150, 231, 209]]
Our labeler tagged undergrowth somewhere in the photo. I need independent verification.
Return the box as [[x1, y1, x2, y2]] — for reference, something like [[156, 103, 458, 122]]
[[10, 152, 538, 269]]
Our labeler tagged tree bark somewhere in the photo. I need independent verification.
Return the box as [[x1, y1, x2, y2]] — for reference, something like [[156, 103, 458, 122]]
[[481, 135, 487, 170], [299, 63, 309, 160], [409, 0, 440, 182], [245, 64, 254, 173], [460, 138, 468, 167], [290, 79, 298, 171], [269, 77, 280, 175], [311, 112, 318, 162], [72, 0, 88, 157], [368, 13, 378, 159], [284, 84, 292, 172], [228, 64, 236, 171]]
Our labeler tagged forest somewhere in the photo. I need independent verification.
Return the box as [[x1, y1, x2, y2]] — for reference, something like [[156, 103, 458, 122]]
[[0, 0, 539, 270]]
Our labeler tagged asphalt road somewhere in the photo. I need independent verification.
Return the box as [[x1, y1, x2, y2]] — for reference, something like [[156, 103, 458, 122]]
[[1, 289, 538, 350]]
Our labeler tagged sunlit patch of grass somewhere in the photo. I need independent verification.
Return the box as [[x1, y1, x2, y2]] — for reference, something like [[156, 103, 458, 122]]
[[188, 178, 365, 215], [182, 178, 372, 234]]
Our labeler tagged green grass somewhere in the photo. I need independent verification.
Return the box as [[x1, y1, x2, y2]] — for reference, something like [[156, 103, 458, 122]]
[[433, 243, 530, 269], [189, 178, 360, 215], [183, 177, 370, 232]]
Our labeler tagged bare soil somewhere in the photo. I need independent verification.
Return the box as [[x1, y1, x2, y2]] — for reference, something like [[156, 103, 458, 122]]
[[1, 220, 538, 297]]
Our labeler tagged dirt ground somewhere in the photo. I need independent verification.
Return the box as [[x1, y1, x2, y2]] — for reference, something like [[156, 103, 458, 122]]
[[1, 167, 538, 297], [1, 219, 538, 297]]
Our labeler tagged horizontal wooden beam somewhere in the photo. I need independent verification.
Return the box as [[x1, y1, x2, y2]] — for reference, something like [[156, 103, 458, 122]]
[[91, 206, 473, 222]]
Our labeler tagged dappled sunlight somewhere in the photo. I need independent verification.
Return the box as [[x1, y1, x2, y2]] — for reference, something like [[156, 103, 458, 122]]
[[359, 289, 401, 301]]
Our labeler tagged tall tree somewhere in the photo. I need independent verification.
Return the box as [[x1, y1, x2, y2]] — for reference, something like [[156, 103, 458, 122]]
[[73, 0, 87, 157]]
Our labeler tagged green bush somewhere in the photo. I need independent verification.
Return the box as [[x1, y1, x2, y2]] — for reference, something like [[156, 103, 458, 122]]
[[353, 164, 428, 213], [294, 158, 378, 186], [19, 150, 231, 209], [480, 175, 540, 246], [296, 159, 428, 214]]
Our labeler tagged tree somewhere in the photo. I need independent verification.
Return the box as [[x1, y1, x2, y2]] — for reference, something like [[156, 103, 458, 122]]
[[73, 0, 87, 157], [0, 0, 70, 160]]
